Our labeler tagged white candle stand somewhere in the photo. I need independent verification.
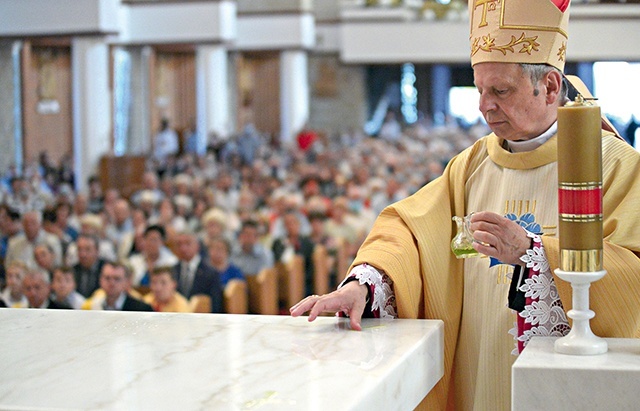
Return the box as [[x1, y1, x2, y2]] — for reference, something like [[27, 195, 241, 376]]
[[554, 269, 608, 355]]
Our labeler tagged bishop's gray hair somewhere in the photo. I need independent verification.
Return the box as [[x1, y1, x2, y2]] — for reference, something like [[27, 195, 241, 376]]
[[520, 63, 568, 101]]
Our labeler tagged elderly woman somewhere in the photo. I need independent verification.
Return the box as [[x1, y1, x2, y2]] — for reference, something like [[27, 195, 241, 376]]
[[207, 236, 244, 287], [200, 208, 233, 249]]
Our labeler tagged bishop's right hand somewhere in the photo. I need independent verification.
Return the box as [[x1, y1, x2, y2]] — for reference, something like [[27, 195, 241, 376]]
[[289, 280, 369, 331]]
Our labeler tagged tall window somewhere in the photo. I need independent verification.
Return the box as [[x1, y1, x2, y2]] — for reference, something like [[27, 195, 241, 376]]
[[593, 61, 640, 149], [449, 86, 483, 126], [113, 48, 132, 156], [401, 63, 418, 124]]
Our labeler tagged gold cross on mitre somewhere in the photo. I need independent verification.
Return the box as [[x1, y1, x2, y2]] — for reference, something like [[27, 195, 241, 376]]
[[473, 0, 500, 28]]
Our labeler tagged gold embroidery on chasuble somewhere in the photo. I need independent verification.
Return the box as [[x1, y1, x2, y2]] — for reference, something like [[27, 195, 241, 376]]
[[456, 158, 560, 411]]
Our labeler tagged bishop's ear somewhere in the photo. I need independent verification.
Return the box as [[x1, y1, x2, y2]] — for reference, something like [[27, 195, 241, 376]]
[[544, 69, 564, 104]]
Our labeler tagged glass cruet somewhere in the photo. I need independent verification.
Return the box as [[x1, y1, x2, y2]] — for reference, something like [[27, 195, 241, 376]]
[[451, 214, 480, 259]]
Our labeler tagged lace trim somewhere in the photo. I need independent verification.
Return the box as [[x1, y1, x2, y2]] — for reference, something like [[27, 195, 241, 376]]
[[508, 230, 569, 355], [341, 264, 397, 319]]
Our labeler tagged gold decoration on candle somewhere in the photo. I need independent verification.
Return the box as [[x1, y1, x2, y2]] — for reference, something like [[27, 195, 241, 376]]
[[560, 250, 603, 272], [557, 95, 603, 272]]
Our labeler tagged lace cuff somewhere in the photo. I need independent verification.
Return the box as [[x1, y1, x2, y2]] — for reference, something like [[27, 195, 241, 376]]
[[509, 229, 568, 355], [519, 230, 549, 273], [339, 263, 397, 319]]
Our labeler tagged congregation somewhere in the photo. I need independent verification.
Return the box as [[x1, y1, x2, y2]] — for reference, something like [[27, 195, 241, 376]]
[[0, 119, 486, 313]]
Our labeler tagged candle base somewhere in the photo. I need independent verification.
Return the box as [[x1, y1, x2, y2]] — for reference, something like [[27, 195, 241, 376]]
[[553, 269, 608, 355]]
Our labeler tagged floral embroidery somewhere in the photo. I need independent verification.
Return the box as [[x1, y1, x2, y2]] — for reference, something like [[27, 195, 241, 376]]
[[520, 301, 566, 326], [506, 212, 542, 235], [557, 42, 567, 62], [520, 245, 549, 273], [519, 269, 552, 300], [510, 230, 569, 354], [471, 33, 540, 57]]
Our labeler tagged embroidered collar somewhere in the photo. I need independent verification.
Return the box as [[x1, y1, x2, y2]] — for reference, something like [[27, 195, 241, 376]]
[[487, 127, 559, 170]]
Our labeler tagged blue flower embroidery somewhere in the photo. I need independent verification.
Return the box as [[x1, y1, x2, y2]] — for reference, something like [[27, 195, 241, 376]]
[[505, 212, 542, 235]]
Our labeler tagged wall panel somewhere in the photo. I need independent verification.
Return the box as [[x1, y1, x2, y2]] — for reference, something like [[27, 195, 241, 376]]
[[21, 41, 73, 168]]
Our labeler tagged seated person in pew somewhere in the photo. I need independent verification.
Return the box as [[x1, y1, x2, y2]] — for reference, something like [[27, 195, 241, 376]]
[[230, 219, 274, 277], [83, 262, 153, 312], [72, 234, 109, 299], [272, 210, 316, 296], [307, 211, 339, 289], [33, 243, 56, 277], [23, 269, 71, 309], [172, 230, 224, 313], [64, 213, 117, 267], [143, 266, 190, 313], [207, 236, 245, 287], [1, 260, 28, 308], [51, 266, 85, 309], [291, 0, 640, 409], [127, 225, 178, 287]]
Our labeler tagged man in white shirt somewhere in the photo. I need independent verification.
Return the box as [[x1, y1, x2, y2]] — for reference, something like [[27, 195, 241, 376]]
[[6, 210, 62, 268], [153, 118, 179, 165]]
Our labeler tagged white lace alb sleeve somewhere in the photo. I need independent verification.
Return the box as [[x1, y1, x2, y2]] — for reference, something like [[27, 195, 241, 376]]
[[339, 263, 397, 319]]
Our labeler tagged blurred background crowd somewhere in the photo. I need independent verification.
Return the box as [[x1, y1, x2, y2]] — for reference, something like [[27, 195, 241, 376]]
[[0, 117, 487, 313]]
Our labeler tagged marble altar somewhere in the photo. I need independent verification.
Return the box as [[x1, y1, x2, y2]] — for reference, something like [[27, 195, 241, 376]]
[[512, 336, 640, 411], [0, 309, 443, 410]]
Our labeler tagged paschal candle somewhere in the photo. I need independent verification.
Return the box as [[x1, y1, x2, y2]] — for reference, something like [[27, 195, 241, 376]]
[[557, 96, 603, 272]]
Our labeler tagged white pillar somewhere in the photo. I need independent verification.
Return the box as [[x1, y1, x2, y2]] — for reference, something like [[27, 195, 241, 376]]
[[197, 44, 230, 150], [126, 45, 153, 155], [71, 37, 111, 192], [0, 41, 21, 174], [280, 50, 309, 144]]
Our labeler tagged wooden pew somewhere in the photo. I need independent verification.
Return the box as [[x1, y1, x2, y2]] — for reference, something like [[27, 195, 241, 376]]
[[189, 294, 212, 313], [334, 237, 351, 288], [246, 267, 279, 315], [275, 255, 305, 310], [312, 245, 330, 295], [223, 279, 248, 314]]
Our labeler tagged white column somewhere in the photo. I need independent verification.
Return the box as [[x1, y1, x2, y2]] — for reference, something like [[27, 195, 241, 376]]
[[126, 45, 153, 155], [0, 41, 21, 174], [71, 37, 111, 192], [280, 49, 309, 144], [196, 44, 230, 150]]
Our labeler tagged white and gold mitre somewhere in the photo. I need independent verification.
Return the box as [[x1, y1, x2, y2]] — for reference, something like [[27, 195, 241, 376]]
[[469, 0, 570, 71]]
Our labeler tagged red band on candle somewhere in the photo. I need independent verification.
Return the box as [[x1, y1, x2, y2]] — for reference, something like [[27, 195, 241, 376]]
[[558, 187, 602, 215]]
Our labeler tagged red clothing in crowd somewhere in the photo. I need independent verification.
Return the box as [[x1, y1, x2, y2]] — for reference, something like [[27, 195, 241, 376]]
[[297, 129, 317, 151]]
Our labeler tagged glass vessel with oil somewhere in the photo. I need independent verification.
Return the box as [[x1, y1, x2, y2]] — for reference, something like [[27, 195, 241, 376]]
[[451, 215, 480, 259]]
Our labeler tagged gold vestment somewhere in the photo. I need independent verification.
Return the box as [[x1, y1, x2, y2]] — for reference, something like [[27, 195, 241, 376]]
[[351, 132, 640, 410]]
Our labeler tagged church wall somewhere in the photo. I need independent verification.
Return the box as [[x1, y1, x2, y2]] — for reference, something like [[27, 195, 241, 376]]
[[308, 54, 367, 137], [21, 41, 73, 168]]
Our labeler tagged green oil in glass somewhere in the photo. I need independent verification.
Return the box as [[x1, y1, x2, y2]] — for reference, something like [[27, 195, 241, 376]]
[[452, 246, 479, 258]]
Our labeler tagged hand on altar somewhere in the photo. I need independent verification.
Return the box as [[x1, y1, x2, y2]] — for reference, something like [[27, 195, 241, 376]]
[[289, 280, 369, 331], [469, 211, 531, 266]]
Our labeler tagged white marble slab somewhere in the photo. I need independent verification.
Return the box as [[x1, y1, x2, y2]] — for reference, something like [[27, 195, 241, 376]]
[[512, 337, 640, 411], [0, 309, 443, 411]]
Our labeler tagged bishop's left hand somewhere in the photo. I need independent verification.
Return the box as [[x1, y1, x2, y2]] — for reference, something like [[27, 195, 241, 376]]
[[468, 211, 531, 266]]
